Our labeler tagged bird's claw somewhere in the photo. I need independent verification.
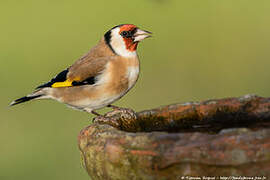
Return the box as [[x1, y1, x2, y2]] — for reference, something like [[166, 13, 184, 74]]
[[93, 108, 137, 130], [93, 115, 120, 128]]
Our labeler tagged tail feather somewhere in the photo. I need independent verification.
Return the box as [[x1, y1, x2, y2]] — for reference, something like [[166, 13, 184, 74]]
[[10, 95, 42, 106]]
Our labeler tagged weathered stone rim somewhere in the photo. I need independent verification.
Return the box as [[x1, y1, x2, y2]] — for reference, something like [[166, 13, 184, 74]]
[[78, 95, 270, 179], [91, 94, 270, 133]]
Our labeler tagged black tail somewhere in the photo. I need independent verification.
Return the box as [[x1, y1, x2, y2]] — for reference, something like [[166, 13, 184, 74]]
[[10, 95, 42, 106]]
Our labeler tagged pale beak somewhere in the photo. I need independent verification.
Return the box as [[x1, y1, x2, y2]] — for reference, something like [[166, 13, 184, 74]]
[[133, 29, 152, 42]]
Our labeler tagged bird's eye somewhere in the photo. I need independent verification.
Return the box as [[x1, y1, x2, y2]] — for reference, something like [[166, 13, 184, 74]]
[[121, 31, 128, 37], [121, 31, 134, 38]]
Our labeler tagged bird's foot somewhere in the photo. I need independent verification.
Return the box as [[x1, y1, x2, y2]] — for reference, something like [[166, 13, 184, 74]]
[[93, 108, 138, 131], [93, 115, 120, 128], [106, 107, 137, 120]]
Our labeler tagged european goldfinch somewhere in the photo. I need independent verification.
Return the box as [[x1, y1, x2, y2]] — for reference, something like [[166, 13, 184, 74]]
[[10, 24, 152, 116]]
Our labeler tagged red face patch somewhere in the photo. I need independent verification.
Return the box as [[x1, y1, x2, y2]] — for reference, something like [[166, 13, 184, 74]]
[[119, 24, 138, 52], [119, 24, 137, 32]]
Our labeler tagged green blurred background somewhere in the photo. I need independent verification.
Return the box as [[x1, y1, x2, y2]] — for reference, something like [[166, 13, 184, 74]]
[[1, 0, 270, 179]]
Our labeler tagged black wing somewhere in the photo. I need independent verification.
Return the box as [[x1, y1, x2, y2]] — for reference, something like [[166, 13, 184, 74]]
[[36, 69, 69, 89], [36, 69, 96, 89]]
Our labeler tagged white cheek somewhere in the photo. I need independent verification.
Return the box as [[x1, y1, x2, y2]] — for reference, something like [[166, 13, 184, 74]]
[[110, 28, 137, 58]]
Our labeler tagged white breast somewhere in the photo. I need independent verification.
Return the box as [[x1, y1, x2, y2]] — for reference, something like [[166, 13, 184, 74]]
[[127, 66, 140, 89]]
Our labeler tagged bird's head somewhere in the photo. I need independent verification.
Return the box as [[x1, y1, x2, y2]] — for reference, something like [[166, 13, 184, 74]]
[[104, 24, 152, 58]]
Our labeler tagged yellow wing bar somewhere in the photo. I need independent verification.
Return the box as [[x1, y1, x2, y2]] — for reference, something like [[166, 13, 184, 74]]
[[51, 80, 73, 88]]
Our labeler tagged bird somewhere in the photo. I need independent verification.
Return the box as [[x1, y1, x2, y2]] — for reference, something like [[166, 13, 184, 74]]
[[10, 24, 152, 116]]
